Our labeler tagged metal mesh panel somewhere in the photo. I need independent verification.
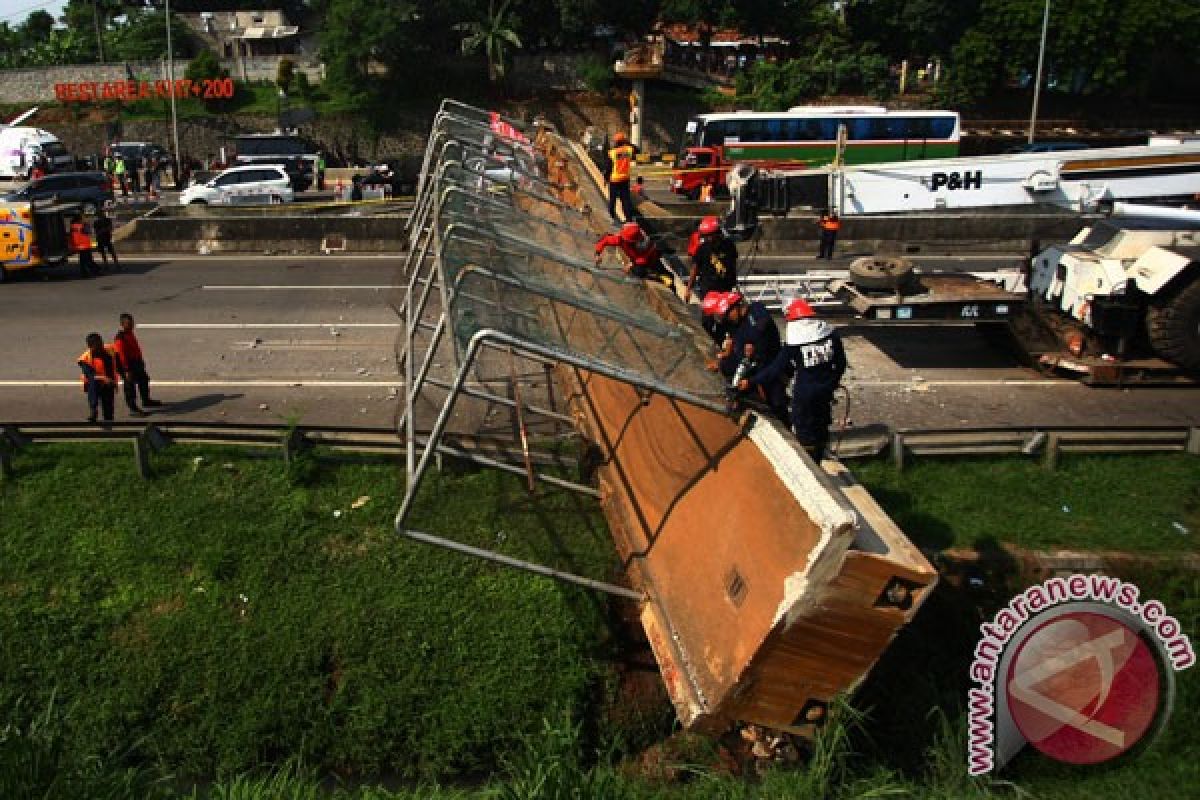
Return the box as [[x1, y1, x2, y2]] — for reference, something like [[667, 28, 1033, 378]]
[[394, 99, 727, 529]]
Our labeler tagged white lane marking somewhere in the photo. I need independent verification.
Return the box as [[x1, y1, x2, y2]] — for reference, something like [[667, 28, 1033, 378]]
[[119, 254, 403, 262], [137, 323, 400, 329], [846, 379, 1072, 387], [202, 285, 399, 290], [231, 340, 393, 350], [749, 253, 1019, 262], [0, 380, 399, 387]]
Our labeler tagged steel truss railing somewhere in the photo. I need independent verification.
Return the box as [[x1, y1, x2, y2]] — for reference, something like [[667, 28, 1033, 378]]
[[393, 101, 730, 601]]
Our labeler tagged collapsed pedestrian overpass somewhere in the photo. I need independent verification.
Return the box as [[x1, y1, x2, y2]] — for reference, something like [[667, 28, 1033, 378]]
[[392, 100, 937, 734]]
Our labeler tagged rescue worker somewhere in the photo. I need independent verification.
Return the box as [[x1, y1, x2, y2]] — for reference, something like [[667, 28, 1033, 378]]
[[316, 152, 327, 190], [77, 332, 120, 423], [69, 215, 97, 278], [113, 313, 161, 415], [685, 215, 738, 302], [702, 291, 786, 419], [817, 210, 841, 260], [741, 298, 847, 459], [113, 155, 129, 197], [605, 132, 639, 223], [93, 209, 118, 271], [594, 221, 675, 288]]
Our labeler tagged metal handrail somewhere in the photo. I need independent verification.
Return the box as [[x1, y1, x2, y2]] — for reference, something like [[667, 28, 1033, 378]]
[[4, 422, 1196, 460]]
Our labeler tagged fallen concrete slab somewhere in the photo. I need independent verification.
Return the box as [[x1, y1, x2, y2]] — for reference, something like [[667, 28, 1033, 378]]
[[393, 103, 939, 738]]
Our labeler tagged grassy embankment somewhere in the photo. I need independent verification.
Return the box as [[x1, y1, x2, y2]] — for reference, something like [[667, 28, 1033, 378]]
[[0, 444, 1196, 798]]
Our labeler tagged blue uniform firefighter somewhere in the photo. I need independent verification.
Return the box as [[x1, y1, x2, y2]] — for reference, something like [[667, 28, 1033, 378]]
[[741, 298, 847, 458], [701, 291, 787, 420]]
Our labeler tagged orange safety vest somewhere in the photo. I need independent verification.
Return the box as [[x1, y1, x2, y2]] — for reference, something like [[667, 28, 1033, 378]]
[[69, 222, 92, 252], [820, 216, 841, 233], [78, 347, 119, 389], [608, 145, 634, 183]]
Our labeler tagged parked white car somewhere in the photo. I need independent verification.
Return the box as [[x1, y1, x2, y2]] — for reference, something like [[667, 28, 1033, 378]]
[[180, 165, 294, 206]]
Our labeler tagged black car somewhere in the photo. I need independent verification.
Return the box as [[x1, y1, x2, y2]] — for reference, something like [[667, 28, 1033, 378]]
[[2, 172, 114, 214], [232, 134, 317, 192]]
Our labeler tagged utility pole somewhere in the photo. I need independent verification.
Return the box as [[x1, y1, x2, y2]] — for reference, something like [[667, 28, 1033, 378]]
[[92, 0, 104, 62], [1028, 0, 1051, 144], [166, 0, 182, 178]]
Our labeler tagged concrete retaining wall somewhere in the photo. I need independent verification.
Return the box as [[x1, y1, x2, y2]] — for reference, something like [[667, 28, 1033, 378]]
[[646, 208, 1097, 258], [115, 212, 407, 254]]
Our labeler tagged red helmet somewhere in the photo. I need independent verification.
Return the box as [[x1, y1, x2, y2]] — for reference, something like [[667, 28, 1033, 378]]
[[701, 291, 742, 317], [613, 132, 628, 144], [697, 215, 721, 236], [619, 222, 643, 244], [785, 298, 816, 320]]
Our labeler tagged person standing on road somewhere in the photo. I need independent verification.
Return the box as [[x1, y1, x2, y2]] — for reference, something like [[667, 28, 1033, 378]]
[[742, 298, 847, 459], [113, 155, 129, 198], [350, 173, 364, 202], [93, 210, 118, 271], [77, 333, 120, 423], [147, 154, 162, 197], [70, 215, 97, 277], [113, 313, 161, 416], [817, 210, 841, 260], [316, 152, 326, 190], [605, 132, 639, 223]]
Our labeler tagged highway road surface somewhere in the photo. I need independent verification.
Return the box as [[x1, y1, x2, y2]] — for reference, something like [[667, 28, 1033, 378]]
[[0, 254, 1197, 431]]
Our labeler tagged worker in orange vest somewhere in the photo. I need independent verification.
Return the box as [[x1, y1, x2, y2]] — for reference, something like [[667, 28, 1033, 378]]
[[113, 312, 162, 416], [69, 215, 98, 277], [605, 131, 639, 223], [77, 332, 120, 422], [818, 210, 841, 260]]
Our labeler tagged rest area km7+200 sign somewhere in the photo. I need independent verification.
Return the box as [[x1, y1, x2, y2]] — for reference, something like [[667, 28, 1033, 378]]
[[54, 78, 236, 103]]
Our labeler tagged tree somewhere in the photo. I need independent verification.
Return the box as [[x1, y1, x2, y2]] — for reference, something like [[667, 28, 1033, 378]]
[[319, 0, 421, 103], [108, 10, 194, 61], [845, 0, 981, 61], [459, 0, 522, 84], [61, 0, 123, 60], [185, 49, 231, 111], [944, 0, 1200, 104], [19, 10, 55, 44]]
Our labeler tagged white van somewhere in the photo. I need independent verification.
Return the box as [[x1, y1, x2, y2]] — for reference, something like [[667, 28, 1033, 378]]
[[179, 164, 294, 205], [0, 127, 72, 179]]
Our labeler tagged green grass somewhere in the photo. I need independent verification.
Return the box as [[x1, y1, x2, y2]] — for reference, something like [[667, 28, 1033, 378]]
[[850, 453, 1200, 554], [0, 443, 622, 791], [2, 446, 1198, 798]]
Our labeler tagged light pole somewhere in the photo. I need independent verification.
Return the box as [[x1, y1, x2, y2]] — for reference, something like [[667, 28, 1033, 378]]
[[1028, 0, 1050, 144], [165, 0, 182, 185]]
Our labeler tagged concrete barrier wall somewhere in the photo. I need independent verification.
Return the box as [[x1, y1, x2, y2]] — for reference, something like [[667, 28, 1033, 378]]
[[115, 213, 407, 254]]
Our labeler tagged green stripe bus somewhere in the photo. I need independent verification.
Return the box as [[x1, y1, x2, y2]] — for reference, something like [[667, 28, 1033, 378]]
[[671, 106, 961, 198]]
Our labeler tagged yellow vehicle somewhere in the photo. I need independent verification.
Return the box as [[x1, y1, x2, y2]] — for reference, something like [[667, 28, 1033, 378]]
[[0, 200, 75, 283]]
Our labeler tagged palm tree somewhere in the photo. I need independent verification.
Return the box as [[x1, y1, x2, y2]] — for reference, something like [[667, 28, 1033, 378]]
[[459, 0, 522, 85]]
